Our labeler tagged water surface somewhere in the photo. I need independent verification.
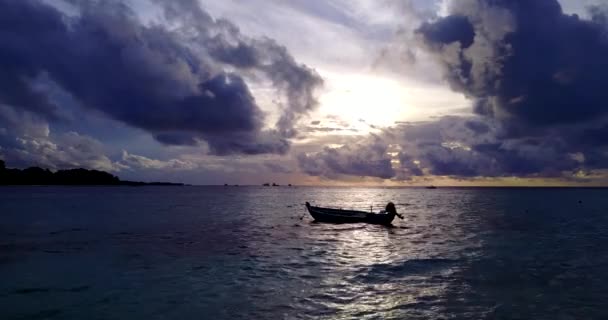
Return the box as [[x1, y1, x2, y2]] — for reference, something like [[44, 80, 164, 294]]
[[1, 186, 608, 319]]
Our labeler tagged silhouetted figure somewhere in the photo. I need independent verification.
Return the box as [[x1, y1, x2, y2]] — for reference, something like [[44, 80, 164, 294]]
[[382, 202, 404, 220]]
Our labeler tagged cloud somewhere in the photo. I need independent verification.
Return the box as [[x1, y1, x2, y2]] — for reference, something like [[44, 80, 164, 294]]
[[263, 162, 292, 174], [114, 149, 301, 184], [158, 0, 324, 137], [297, 114, 608, 181], [391, 117, 579, 178], [0, 0, 322, 155], [417, 15, 476, 49], [297, 135, 395, 179], [416, 0, 608, 128], [293, 0, 608, 183], [0, 106, 121, 171], [119, 150, 198, 170], [590, 4, 608, 25], [301, 126, 359, 133]]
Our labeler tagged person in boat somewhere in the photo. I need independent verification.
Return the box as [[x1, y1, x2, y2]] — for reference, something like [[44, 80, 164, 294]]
[[379, 202, 404, 219]]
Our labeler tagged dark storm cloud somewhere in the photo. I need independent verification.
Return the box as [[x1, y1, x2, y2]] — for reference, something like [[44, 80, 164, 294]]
[[154, 132, 199, 146], [297, 113, 608, 181], [465, 119, 490, 134], [202, 130, 290, 155], [0, 0, 65, 120], [297, 136, 395, 179], [580, 124, 608, 147], [403, 115, 608, 179], [388, 117, 501, 178], [416, 0, 608, 128], [396, 152, 423, 177], [157, 0, 323, 138], [0, 0, 322, 155], [590, 4, 608, 26], [416, 15, 475, 49]]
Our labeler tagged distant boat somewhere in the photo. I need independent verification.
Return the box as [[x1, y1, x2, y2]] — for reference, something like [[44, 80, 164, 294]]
[[305, 202, 401, 225], [426, 185, 437, 189], [288, 184, 292, 187], [272, 183, 279, 186], [263, 183, 270, 186]]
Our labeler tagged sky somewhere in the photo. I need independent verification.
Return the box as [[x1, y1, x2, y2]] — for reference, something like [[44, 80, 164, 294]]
[[1, 0, 608, 186]]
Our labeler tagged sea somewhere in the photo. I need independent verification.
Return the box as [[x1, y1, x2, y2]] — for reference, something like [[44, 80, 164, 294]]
[[1, 186, 607, 319]]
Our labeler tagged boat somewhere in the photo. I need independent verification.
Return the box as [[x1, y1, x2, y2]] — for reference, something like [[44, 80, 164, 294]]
[[425, 185, 437, 189], [305, 202, 402, 225]]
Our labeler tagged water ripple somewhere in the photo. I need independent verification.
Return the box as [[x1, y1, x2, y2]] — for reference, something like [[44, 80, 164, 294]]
[[1, 187, 608, 319]]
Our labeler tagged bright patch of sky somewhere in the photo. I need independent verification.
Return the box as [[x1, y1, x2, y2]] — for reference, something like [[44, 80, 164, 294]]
[[199, 0, 471, 135]]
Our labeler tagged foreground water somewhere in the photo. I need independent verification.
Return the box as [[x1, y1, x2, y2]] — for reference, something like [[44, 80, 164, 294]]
[[1, 186, 608, 319]]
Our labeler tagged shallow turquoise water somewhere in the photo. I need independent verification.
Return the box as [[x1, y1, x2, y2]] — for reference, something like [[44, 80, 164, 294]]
[[1, 186, 608, 319]]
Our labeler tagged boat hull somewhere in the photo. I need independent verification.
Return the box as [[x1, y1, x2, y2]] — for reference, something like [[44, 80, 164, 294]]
[[305, 202, 395, 225]]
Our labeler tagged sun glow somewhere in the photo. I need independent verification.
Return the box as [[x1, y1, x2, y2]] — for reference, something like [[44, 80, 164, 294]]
[[318, 72, 413, 129], [313, 70, 471, 133]]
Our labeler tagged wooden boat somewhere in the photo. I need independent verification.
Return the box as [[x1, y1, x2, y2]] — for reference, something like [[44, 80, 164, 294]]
[[305, 202, 399, 225]]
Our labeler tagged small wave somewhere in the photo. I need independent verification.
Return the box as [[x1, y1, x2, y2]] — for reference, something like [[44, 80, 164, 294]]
[[297, 297, 342, 315], [65, 285, 90, 292], [17, 308, 63, 320], [49, 228, 85, 235], [11, 285, 91, 295], [308, 292, 360, 305], [42, 250, 64, 254], [12, 287, 52, 295], [353, 258, 459, 282]]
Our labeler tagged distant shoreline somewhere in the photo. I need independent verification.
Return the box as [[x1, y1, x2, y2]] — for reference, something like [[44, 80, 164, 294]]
[[0, 160, 184, 186], [0, 184, 185, 187]]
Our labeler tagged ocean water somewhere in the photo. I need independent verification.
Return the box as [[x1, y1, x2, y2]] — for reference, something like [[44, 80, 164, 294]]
[[1, 186, 608, 319]]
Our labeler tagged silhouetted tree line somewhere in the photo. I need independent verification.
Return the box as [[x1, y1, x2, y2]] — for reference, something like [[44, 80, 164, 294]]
[[0, 159, 183, 186]]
